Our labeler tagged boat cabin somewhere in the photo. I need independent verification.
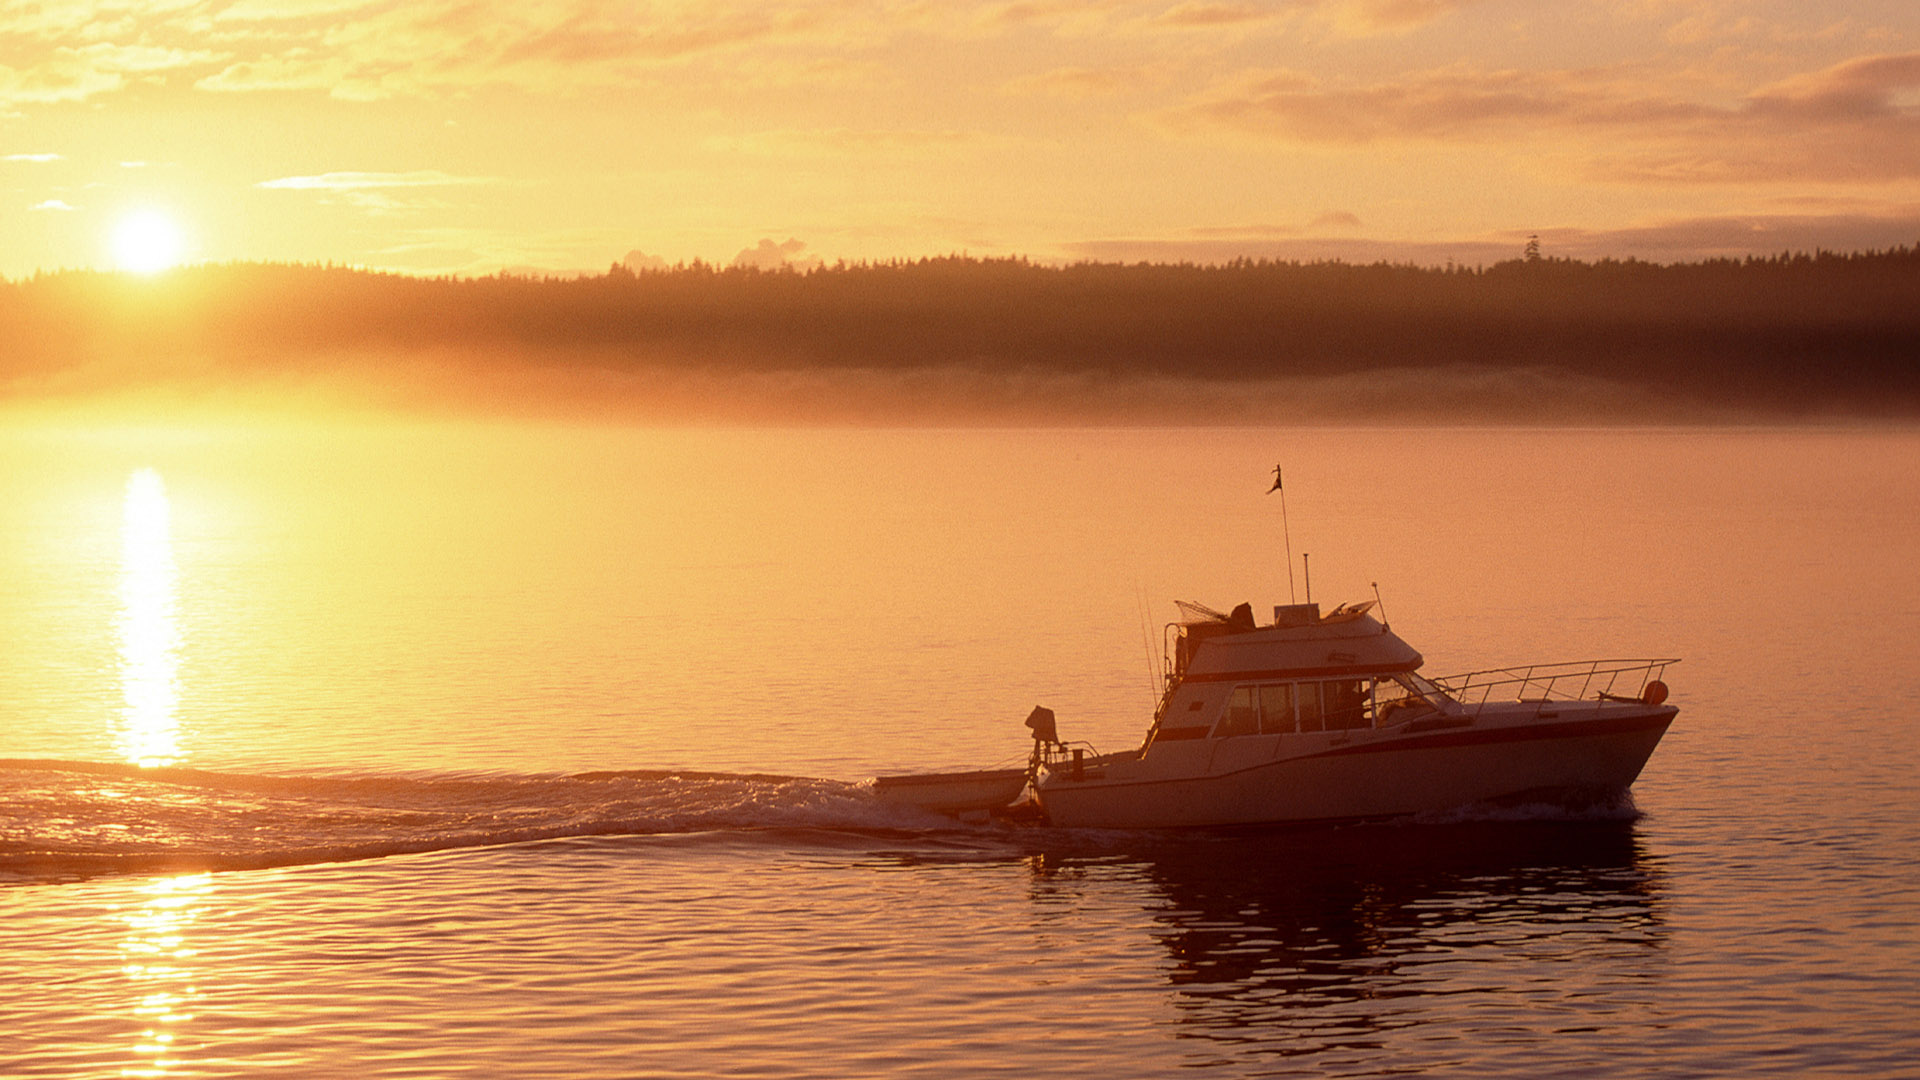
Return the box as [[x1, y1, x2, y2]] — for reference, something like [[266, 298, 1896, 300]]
[[1148, 601, 1450, 746]]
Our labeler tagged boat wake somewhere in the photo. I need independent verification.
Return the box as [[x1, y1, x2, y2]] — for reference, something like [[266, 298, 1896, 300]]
[[0, 758, 966, 886], [1, 758, 1652, 887]]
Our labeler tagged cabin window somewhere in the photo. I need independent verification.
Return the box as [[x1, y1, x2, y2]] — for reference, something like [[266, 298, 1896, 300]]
[[1217, 687, 1259, 737], [1258, 684, 1295, 734], [1297, 683, 1324, 731], [1324, 680, 1370, 730]]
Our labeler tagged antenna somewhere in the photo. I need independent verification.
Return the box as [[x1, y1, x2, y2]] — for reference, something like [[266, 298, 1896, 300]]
[[1302, 552, 1312, 605], [1269, 464, 1295, 604], [1371, 581, 1387, 630], [1136, 586, 1161, 704]]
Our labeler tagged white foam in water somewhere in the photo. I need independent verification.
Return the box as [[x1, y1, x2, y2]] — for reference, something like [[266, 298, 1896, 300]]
[[1, 755, 1657, 887], [0, 759, 976, 884]]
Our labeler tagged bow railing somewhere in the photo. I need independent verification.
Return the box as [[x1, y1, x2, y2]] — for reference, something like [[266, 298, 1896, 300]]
[[1428, 658, 1678, 714]]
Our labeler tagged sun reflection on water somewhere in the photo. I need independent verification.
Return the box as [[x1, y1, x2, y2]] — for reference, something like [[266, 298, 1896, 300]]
[[118, 467, 182, 768], [118, 873, 209, 1077]]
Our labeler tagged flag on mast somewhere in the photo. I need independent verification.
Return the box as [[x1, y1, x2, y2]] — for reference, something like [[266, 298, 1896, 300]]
[[1270, 464, 1296, 603]]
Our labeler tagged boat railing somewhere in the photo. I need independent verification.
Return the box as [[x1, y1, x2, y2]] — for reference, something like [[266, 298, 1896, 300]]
[[1428, 658, 1678, 714]]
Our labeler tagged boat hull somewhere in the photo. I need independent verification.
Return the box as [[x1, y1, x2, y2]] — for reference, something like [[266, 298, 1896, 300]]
[[1036, 706, 1675, 829]]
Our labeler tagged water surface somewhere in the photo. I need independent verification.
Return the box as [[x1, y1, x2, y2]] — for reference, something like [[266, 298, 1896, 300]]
[[2, 425, 1916, 1077]]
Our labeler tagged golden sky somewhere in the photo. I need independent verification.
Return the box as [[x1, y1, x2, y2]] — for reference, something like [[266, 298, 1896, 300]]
[[3, 0, 1917, 276]]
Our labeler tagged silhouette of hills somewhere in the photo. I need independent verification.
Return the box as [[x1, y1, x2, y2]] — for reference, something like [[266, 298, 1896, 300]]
[[4, 248, 1916, 420]]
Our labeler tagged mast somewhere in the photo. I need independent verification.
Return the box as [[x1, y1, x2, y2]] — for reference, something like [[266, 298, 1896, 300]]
[[1269, 465, 1295, 604]]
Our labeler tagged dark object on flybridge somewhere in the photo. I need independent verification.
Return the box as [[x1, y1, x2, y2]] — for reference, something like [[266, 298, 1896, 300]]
[[1025, 706, 1058, 746]]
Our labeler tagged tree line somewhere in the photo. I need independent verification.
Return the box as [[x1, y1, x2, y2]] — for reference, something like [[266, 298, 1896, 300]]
[[3, 247, 1916, 414]]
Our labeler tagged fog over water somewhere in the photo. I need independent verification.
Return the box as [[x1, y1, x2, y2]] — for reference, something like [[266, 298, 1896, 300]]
[[7, 252, 1919, 425], [2, 423, 1915, 1077]]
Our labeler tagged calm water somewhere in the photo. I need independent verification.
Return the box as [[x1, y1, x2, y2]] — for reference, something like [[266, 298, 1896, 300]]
[[2, 424, 1917, 1077]]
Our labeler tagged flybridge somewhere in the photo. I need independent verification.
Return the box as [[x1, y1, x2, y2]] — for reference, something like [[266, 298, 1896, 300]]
[[1165, 600, 1423, 693]]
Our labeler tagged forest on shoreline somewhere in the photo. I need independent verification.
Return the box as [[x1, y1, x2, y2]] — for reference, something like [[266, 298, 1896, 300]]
[[4, 247, 1917, 421]]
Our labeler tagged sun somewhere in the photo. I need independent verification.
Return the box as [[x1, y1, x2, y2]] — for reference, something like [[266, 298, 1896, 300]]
[[111, 210, 188, 274]]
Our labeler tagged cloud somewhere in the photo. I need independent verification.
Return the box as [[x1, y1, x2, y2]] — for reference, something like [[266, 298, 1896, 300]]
[[979, 0, 1130, 30], [1591, 52, 1920, 183], [196, 54, 355, 95], [1002, 63, 1171, 98], [1061, 206, 1920, 265], [1186, 212, 1362, 238], [1331, 0, 1481, 35], [4, 153, 63, 163], [1159, 52, 1920, 182], [256, 170, 495, 213], [212, 0, 386, 23], [709, 128, 983, 159], [1153, 2, 1279, 29], [0, 42, 223, 105], [1748, 51, 1920, 116], [0, 0, 1489, 111], [731, 237, 822, 271], [258, 170, 492, 190], [977, 0, 1477, 36], [623, 248, 671, 272], [198, 0, 886, 101], [494, 4, 838, 67], [1523, 209, 1920, 259], [6, 0, 885, 105], [30, 199, 75, 211], [1160, 65, 1698, 144]]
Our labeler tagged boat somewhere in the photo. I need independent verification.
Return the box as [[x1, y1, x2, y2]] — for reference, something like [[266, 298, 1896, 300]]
[[876, 599, 1677, 828]]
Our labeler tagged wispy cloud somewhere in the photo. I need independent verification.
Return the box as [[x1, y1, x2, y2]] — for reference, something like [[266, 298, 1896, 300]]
[[1064, 206, 1920, 265], [1312, 210, 1363, 229], [256, 170, 497, 213], [190, 0, 888, 100], [1158, 52, 1920, 182], [707, 128, 985, 158], [4, 153, 63, 163], [1521, 208, 1920, 258], [1002, 63, 1173, 98], [29, 199, 75, 211], [0, 42, 224, 105], [1152, 2, 1281, 29], [0, 0, 898, 106], [1186, 211, 1364, 238], [258, 170, 493, 191], [1330, 0, 1484, 36], [1159, 64, 1696, 144]]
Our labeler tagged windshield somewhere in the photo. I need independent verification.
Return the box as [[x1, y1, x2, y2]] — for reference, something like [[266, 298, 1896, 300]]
[[1397, 672, 1454, 705]]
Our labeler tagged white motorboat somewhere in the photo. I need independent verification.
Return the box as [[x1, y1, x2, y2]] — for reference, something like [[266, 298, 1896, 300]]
[[877, 599, 1677, 829]]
